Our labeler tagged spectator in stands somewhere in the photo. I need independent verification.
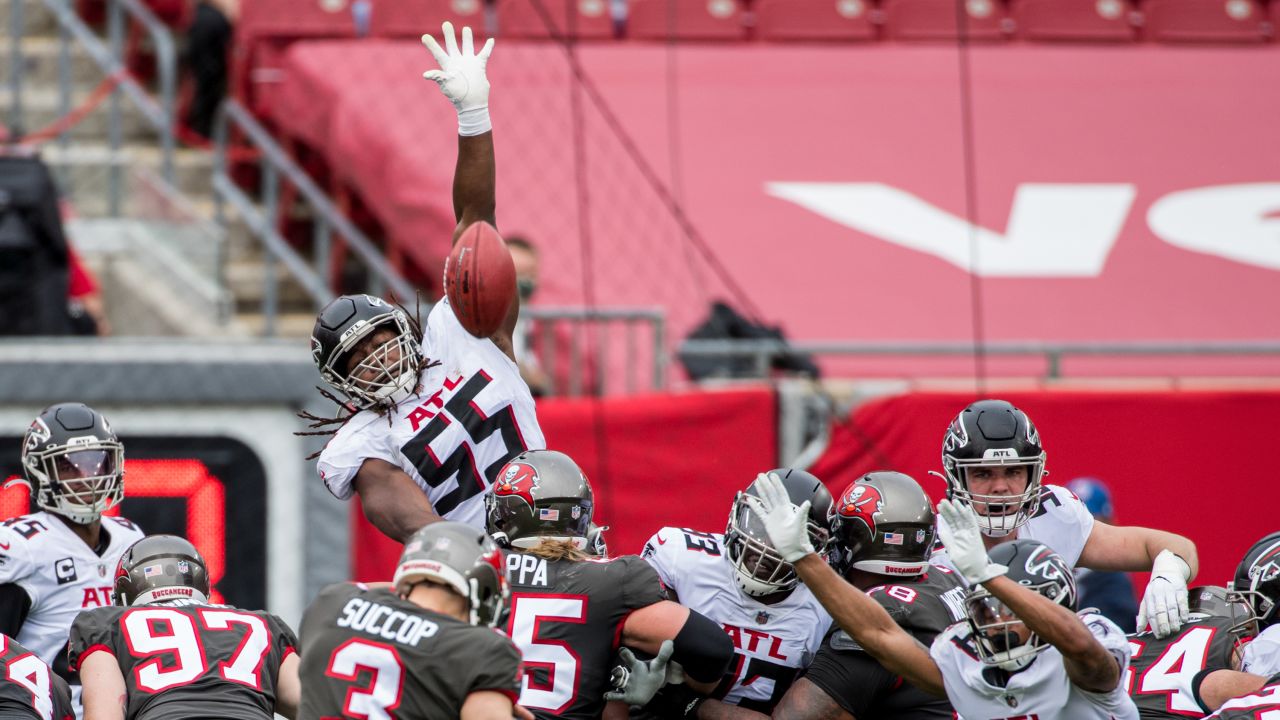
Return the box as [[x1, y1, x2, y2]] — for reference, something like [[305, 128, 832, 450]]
[[0, 150, 75, 335], [1067, 476, 1140, 633], [185, 0, 236, 139], [508, 236, 550, 396]]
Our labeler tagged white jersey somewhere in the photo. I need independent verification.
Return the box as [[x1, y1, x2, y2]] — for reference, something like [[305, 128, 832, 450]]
[[641, 527, 831, 709], [1243, 625, 1280, 676], [931, 611, 1138, 720], [317, 299, 546, 528], [0, 512, 144, 717], [932, 484, 1096, 581]]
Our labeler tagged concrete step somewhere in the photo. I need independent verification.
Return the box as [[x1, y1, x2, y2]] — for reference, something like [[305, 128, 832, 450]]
[[225, 258, 318, 312], [41, 142, 214, 211], [0, 35, 103, 87], [0, 0, 58, 35], [0, 86, 159, 142]]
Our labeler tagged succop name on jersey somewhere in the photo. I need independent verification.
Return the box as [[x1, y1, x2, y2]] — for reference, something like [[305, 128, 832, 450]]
[[335, 597, 439, 646]]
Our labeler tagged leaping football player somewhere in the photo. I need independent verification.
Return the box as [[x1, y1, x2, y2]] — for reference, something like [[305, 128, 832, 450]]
[[305, 22, 545, 542]]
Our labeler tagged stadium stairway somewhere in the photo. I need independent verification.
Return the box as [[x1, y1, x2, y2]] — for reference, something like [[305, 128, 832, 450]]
[[2, 0, 317, 337]]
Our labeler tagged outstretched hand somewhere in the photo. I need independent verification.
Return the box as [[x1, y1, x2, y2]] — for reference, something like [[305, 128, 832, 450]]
[[604, 640, 675, 706], [422, 22, 494, 135], [741, 472, 814, 563], [936, 499, 1007, 585]]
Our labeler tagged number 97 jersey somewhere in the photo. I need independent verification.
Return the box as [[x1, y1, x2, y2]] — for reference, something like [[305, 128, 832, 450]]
[[641, 527, 831, 711], [68, 604, 298, 720]]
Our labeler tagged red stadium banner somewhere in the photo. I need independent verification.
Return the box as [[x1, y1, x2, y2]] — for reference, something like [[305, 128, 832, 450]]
[[267, 41, 1280, 378], [350, 387, 778, 581], [809, 389, 1280, 591]]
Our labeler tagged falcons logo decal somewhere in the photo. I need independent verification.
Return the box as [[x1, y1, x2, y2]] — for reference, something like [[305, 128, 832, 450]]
[[493, 462, 540, 509], [836, 484, 884, 536]]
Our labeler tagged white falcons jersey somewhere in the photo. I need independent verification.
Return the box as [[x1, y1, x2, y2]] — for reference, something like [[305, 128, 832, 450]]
[[641, 527, 831, 710], [931, 612, 1138, 720], [932, 484, 1096, 582], [317, 299, 545, 528], [0, 512, 144, 717], [1243, 625, 1280, 676]]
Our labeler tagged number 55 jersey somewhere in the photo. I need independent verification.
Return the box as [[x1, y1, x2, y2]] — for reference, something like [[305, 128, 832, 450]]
[[317, 299, 545, 528], [67, 602, 297, 720]]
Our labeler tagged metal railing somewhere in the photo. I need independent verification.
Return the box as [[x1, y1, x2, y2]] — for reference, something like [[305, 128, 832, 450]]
[[523, 306, 666, 396], [211, 99, 416, 335], [677, 339, 1280, 380], [9, 0, 178, 212]]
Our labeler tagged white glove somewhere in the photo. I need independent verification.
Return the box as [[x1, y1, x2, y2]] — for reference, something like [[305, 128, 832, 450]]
[[422, 22, 494, 136], [604, 641, 675, 706], [1137, 549, 1191, 638], [740, 472, 814, 563], [936, 499, 1008, 585]]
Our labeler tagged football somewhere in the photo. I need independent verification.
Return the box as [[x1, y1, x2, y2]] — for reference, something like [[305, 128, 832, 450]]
[[444, 221, 516, 338]]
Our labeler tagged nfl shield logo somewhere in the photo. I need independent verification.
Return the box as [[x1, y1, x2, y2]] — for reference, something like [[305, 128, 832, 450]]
[[916, 529, 927, 544], [177, 561, 190, 574], [755, 610, 770, 625]]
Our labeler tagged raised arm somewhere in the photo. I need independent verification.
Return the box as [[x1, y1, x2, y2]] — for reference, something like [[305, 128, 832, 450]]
[[742, 474, 947, 697], [982, 573, 1120, 693], [938, 500, 1121, 695], [423, 23, 520, 353]]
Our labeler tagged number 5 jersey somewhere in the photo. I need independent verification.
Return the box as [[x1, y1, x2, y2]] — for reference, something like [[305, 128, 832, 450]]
[[67, 601, 297, 720], [317, 298, 545, 528]]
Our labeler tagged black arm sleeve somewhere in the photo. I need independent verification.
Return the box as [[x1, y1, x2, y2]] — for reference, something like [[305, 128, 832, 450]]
[[803, 646, 900, 718], [671, 609, 734, 684], [0, 584, 32, 637]]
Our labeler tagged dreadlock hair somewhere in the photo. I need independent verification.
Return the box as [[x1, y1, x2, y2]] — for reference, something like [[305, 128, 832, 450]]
[[295, 293, 437, 459]]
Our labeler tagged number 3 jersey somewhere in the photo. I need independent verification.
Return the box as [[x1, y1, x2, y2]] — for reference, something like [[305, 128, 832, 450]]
[[1126, 615, 1241, 719], [1, 634, 74, 720], [640, 527, 831, 711], [67, 602, 298, 720], [298, 582, 521, 720], [505, 551, 668, 720], [931, 611, 1139, 720], [317, 298, 545, 528]]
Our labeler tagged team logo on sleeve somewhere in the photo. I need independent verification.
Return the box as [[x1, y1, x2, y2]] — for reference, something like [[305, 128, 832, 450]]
[[835, 484, 884, 536], [493, 462, 540, 508]]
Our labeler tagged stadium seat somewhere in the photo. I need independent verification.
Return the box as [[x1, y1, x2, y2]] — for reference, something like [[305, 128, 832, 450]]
[[496, 0, 616, 40], [1141, 0, 1270, 43], [880, 0, 1010, 41], [627, 0, 749, 41], [754, 0, 879, 41], [371, 0, 488, 39], [233, 0, 361, 114], [1011, 0, 1137, 41]]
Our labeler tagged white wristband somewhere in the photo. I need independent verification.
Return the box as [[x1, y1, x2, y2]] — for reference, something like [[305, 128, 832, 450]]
[[457, 105, 492, 137]]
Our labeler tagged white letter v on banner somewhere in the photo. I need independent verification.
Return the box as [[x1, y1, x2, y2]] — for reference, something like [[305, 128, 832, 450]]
[[765, 182, 1135, 277]]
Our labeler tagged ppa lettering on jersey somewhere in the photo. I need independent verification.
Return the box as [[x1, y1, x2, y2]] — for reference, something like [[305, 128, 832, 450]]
[[337, 597, 440, 646], [507, 554, 549, 587], [722, 624, 788, 661], [405, 374, 465, 431]]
